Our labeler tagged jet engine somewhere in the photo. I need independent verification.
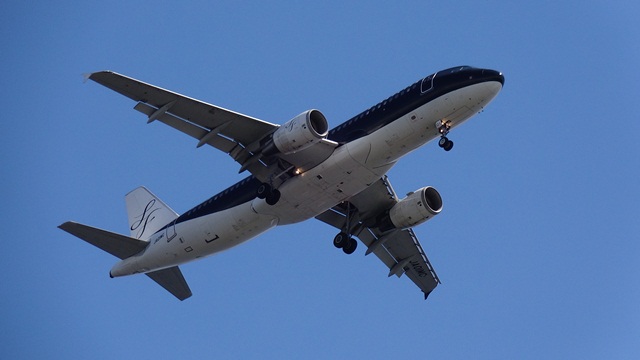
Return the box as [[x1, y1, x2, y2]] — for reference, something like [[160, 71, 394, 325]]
[[268, 109, 329, 155], [378, 187, 443, 232]]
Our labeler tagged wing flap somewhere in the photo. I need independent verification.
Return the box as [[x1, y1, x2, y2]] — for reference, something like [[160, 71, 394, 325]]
[[133, 102, 238, 153]]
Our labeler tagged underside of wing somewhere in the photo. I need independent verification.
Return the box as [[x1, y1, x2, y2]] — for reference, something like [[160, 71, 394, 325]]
[[89, 71, 336, 183], [89, 71, 276, 144], [315, 176, 441, 299]]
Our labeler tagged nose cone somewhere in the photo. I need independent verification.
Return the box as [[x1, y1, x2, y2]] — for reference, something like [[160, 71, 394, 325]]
[[482, 68, 505, 86], [434, 66, 504, 93]]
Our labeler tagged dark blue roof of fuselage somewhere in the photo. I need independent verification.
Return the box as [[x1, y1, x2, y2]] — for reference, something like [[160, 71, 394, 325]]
[[327, 66, 503, 144], [167, 66, 504, 227]]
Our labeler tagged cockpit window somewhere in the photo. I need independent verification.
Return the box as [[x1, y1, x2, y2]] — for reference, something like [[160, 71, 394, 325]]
[[421, 74, 434, 93]]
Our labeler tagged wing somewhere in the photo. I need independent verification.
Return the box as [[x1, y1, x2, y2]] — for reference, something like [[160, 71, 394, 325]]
[[315, 176, 441, 299], [88, 71, 335, 183]]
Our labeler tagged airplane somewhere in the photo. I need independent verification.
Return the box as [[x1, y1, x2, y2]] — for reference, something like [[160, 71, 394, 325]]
[[59, 66, 504, 301]]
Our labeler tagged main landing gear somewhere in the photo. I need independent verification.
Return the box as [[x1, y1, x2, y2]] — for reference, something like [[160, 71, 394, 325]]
[[436, 119, 454, 152], [332, 202, 359, 254], [256, 182, 281, 205], [333, 232, 358, 255]]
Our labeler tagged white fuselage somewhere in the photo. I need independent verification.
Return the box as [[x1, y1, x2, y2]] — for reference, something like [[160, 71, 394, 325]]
[[110, 80, 502, 277]]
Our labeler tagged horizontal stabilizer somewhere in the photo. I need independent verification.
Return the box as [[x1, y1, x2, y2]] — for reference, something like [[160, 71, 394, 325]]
[[59, 221, 148, 260], [146, 266, 192, 301], [59, 221, 192, 300]]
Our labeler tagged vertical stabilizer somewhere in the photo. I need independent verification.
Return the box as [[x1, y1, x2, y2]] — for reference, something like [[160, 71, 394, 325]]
[[126, 187, 178, 240]]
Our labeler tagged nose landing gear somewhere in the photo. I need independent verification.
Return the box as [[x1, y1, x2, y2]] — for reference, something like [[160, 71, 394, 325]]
[[436, 120, 454, 151], [438, 136, 454, 151]]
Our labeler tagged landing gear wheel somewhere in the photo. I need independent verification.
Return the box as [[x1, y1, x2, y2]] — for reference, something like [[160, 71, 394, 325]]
[[439, 137, 454, 151], [443, 139, 454, 151], [333, 232, 349, 248], [258, 182, 280, 205], [342, 238, 358, 255], [256, 183, 270, 199], [265, 189, 281, 205]]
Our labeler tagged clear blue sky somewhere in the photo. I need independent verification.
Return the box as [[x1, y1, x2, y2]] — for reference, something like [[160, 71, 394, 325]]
[[2, 1, 639, 359]]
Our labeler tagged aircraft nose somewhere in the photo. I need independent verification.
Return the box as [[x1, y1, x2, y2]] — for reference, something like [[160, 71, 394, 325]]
[[482, 69, 504, 86]]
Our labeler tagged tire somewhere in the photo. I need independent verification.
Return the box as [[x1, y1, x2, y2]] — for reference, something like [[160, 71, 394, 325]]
[[342, 238, 358, 255], [438, 137, 448, 148], [333, 232, 348, 248], [266, 189, 281, 205], [256, 183, 270, 199], [444, 140, 454, 151]]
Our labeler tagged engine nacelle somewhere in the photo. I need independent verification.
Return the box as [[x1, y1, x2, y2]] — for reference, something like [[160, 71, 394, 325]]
[[270, 109, 329, 155], [378, 187, 443, 232]]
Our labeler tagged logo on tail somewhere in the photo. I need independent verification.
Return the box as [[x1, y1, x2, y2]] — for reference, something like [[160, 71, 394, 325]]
[[126, 187, 179, 240], [130, 199, 160, 238]]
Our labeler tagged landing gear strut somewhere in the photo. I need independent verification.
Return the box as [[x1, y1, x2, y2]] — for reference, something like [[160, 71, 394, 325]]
[[256, 182, 281, 205], [436, 120, 454, 152], [332, 202, 358, 254]]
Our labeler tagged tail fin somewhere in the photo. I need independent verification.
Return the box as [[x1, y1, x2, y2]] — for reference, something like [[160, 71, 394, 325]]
[[58, 221, 192, 301], [126, 187, 178, 240]]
